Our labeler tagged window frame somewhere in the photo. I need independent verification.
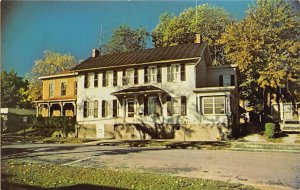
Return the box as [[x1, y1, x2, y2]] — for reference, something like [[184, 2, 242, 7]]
[[106, 71, 114, 87], [148, 66, 157, 83], [202, 96, 226, 115], [60, 81, 67, 96], [49, 82, 54, 98]]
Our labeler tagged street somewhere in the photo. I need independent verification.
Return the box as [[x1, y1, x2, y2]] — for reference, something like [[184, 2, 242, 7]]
[[2, 143, 300, 190]]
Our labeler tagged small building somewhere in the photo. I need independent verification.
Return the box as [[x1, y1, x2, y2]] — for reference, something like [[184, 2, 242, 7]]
[[35, 71, 77, 117], [71, 42, 240, 140]]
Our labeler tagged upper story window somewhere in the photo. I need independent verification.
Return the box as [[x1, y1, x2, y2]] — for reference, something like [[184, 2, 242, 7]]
[[144, 66, 161, 84], [61, 82, 67, 96], [219, 75, 235, 87], [49, 83, 54, 98], [202, 96, 226, 115], [167, 64, 185, 82], [123, 69, 134, 85], [84, 73, 93, 88]]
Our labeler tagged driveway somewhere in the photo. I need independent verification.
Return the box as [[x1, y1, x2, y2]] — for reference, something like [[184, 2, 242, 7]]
[[2, 143, 300, 190]]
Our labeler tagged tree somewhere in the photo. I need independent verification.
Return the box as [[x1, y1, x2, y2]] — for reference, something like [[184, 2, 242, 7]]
[[152, 5, 233, 64], [27, 50, 77, 102], [219, 0, 300, 111], [1, 70, 31, 108], [102, 25, 149, 54]]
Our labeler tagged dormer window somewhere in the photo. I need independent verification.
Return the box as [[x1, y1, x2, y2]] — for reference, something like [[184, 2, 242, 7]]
[[219, 75, 235, 87]]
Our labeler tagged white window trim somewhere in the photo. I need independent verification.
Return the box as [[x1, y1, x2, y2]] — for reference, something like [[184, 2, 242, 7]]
[[148, 96, 157, 116], [171, 64, 181, 82], [87, 73, 93, 88], [125, 69, 134, 85], [106, 71, 114, 87], [202, 96, 226, 115], [49, 82, 54, 98], [61, 81, 67, 97], [148, 66, 157, 83], [172, 97, 181, 115]]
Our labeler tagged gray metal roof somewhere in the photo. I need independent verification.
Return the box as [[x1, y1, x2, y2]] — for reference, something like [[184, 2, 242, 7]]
[[72, 43, 206, 71]]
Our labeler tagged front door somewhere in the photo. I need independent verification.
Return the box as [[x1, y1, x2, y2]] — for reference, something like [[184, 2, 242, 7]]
[[124, 99, 136, 117]]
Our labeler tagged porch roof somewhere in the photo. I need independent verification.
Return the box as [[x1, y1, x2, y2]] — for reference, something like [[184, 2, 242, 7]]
[[111, 85, 166, 96]]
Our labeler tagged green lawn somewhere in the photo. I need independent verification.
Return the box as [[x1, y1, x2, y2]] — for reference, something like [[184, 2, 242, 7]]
[[2, 160, 257, 190]]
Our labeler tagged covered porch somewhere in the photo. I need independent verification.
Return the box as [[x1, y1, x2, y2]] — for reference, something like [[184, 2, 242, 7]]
[[35, 99, 77, 117]]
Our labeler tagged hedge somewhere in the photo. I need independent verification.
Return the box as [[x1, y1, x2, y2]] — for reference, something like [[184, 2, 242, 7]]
[[265, 123, 276, 138]]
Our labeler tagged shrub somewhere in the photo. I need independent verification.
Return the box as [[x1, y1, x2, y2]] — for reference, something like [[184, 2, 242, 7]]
[[265, 123, 276, 138]]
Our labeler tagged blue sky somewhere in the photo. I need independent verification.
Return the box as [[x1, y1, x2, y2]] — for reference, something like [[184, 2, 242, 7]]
[[2, 0, 253, 77]]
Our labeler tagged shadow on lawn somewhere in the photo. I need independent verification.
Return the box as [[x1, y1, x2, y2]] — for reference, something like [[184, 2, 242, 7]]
[[2, 182, 128, 190]]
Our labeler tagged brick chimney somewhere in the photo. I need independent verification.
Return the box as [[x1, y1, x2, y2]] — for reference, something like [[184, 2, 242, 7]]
[[92, 49, 100, 58]]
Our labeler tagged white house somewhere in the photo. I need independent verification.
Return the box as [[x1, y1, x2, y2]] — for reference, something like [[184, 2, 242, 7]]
[[71, 42, 239, 141]]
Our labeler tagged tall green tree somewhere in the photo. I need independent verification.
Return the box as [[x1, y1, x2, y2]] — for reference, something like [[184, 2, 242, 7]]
[[102, 25, 149, 54], [27, 50, 77, 102], [152, 5, 233, 64], [1, 70, 31, 108], [219, 0, 300, 109]]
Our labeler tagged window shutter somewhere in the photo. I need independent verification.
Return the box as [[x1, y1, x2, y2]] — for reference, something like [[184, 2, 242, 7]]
[[134, 68, 138, 84], [196, 96, 198, 112], [231, 75, 235, 86], [144, 96, 148, 116], [156, 96, 162, 116], [102, 100, 106, 118], [83, 101, 87, 118], [181, 96, 187, 116], [84, 74, 88, 88], [219, 75, 223, 86], [144, 67, 148, 83], [167, 65, 172, 82], [94, 100, 98, 118], [157, 66, 162, 83], [113, 71, 117, 86], [102, 72, 107, 87], [122, 70, 126, 86], [113, 100, 118, 117], [94, 73, 98, 87], [167, 96, 172, 116], [180, 64, 186, 81], [199, 97, 202, 115]]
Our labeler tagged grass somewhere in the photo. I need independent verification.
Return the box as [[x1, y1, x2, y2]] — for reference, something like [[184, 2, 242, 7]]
[[2, 160, 257, 190]]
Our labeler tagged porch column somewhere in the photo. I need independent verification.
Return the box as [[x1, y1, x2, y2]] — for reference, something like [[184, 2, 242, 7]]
[[60, 102, 63, 116], [36, 103, 39, 117], [48, 103, 51, 117], [72, 101, 77, 116]]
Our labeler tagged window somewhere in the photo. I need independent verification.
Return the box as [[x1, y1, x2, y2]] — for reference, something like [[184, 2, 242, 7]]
[[219, 75, 235, 87], [124, 69, 134, 85], [202, 96, 226, 115], [166, 96, 183, 116], [102, 100, 108, 117], [74, 81, 77, 95], [49, 83, 54, 98], [61, 82, 66, 96], [94, 100, 98, 118], [94, 73, 98, 87], [113, 71, 118, 86], [83, 100, 98, 118], [167, 64, 183, 82], [148, 66, 157, 83], [106, 71, 114, 86], [134, 68, 138, 84], [85, 73, 93, 88], [148, 97, 162, 116]]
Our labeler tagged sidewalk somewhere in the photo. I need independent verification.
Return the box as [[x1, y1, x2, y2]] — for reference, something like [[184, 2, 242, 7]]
[[84, 139, 300, 153]]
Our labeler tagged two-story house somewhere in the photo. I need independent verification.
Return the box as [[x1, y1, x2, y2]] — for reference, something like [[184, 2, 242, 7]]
[[71, 42, 239, 141], [35, 71, 77, 117]]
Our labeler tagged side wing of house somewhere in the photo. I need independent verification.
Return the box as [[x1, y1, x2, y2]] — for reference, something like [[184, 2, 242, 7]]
[[35, 72, 77, 117]]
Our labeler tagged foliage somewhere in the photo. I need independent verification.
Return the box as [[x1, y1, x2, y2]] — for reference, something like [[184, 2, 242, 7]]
[[29, 116, 76, 137], [152, 5, 233, 64], [219, 0, 300, 107], [102, 25, 149, 54], [1, 113, 35, 133], [265, 123, 276, 138], [2, 161, 256, 190], [27, 50, 77, 102], [1, 70, 32, 108]]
